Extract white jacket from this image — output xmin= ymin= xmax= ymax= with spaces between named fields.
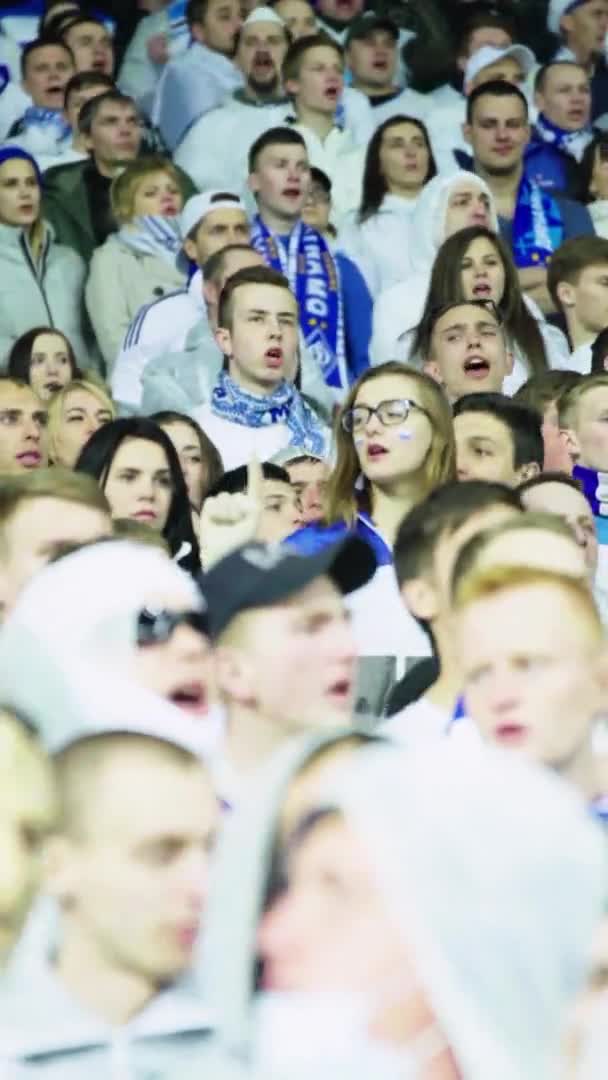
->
xmin=337 ymin=193 xmax=419 ymax=298
xmin=111 ymin=270 xmax=206 ymax=412
xmin=85 ymin=234 xmax=186 ymax=372
xmin=153 ymin=40 xmax=244 ymax=151
xmin=290 ymin=122 xmax=365 ymax=225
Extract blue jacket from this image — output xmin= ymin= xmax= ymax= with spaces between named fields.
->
xmin=335 ymin=252 xmax=373 ymax=381
xmin=285 ymin=511 xmax=392 ymax=567
xmin=524 ymin=134 xmax=582 ymax=198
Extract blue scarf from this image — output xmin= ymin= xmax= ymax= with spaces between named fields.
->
xmin=20 ymin=106 xmax=70 ymax=140
xmin=535 ymin=112 xmax=593 ymax=163
xmin=250 ymin=215 xmax=347 ymax=390
xmin=512 ymin=176 xmax=565 ymax=268
xmin=118 ymin=215 xmax=182 ymax=269
xmin=211 ymin=370 xmax=326 ymax=456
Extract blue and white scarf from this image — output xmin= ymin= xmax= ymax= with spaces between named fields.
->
xmin=118 ymin=215 xmax=182 ymax=269
xmin=20 ymin=106 xmax=70 ymax=140
xmin=167 ymin=0 xmax=190 ymax=57
xmin=211 ymin=370 xmax=326 ymax=456
xmin=251 ymin=215 xmax=347 ymax=390
xmin=512 ymin=176 xmax=565 ymax=268
xmin=535 ymin=112 xmax=594 ymax=163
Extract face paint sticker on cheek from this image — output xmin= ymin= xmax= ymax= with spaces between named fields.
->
xmin=398 ymin=431 xmax=413 ymax=441
xmin=354 ymin=437 xmax=365 ymax=446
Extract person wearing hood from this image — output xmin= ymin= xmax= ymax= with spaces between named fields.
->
xmin=337 ymin=115 xmax=437 ymax=299
xmin=84 ymin=155 xmax=186 ymax=372
xmin=0 ymin=728 xmax=218 ymax=1078
xmin=370 ymin=170 xmax=498 ymax=366
xmin=111 ymin=190 xmax=251 ymax=413
xmin=0 ymin=144 xmax=90 ymax=366
xmin=201 ymin=536 xmax=375 ymax=806
xmin=0 ymin=538 xmax=221 ymax=756
xmin=172 ymin=740 xmax=607 ymax=1080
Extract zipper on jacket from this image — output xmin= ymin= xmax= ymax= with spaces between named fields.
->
xmin=20 ymin=231 xmax=55 ymax=327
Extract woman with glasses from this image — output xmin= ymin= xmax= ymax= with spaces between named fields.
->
xmin=74 ymin=416 xmax=200 ymax=573
xmin=407 ymin=226 xmax=571 ymax=394
xmin=287 ymin=362 xmax=455 ymax=674
xmin=337 ymin=115 xmax=437 ymax=299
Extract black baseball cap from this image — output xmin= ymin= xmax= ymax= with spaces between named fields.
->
xmin=345 ymin=12 xmax=399 ymax=46
xmin=201 ymin=536 xmax=376 ymax=639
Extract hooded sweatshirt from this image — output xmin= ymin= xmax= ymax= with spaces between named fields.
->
xmin=166 ymin=739 xmax=607 ymax=1080
xmin=370 ymin=171 xmax=499 ymax=365
xmin=0 ymin=540 xmax=223 ymax=757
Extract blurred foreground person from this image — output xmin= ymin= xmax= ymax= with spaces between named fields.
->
xmin=0 ymin=709 xmax=56 ymax=971
xmin=0 ymin=541 xmax=219 ymax=754
xmin=0 ymin=730 xmax=218 ymax=1075
xmin=175 ymin=741 xmax=607 ymax=1080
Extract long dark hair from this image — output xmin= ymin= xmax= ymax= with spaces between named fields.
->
xmin=409 ymin=226 xmax=548 ymax=377
xmin=579 ymin=133 xmax=608 ymax=204
xmin=358 ymin=115 xmax=437 ymax=224
xmin=151 ymin=410 xmax=224 ymax=507
xmin=74 ymin=418 xmax=200 ymax=573
xmin=7 ymin=326 xmax=81 ymax=385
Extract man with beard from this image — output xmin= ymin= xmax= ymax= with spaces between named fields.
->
xmin=175 ymin=7 xmax=291 ymax=192
xmin=154 ymin=0 xmax=243 ymax=151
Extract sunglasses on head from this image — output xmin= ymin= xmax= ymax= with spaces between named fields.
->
xmin=136 ymin=607 xmax=209 ymax=646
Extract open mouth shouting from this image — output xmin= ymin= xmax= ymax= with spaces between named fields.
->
xmin=472 ymin=281 xmax=492 ymax=298
xmin=323 ymin=84 xmax=340 ymax=105
xmin=463 ymin=355 xmax=491 ymax=379
xmin=265 ymin=347 xmax=284 ymax=369
xmin=365 ymin=442 xmax=389 ymax=460
xmin=167 ymin=681 xmax=208 ymax=716
xmin=325 ymin=675 xmax=353 ymax=708
xmin=252 ymin=51 xmax=275 ymax=76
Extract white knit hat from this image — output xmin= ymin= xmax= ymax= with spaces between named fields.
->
xmin=242 ymin=5 xmax=286 ymax=28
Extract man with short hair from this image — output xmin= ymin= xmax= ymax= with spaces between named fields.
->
xmin=59 ymin=14 xmax=115 ymax=76
xmin=175 ymin=7 xmax=291 ymax=192
xmin=529 ymin=61 xmax=593 ymax=194
xmin=519 ymin=470 xmax=600 ymax=580
xmin=454 ymin=564 xmax=608 ymax=810
xmin=4 ymin=70 xmax=113 ymax=171
xmin=453 ymin=392 xmax=544 ymax=485
xmin=344 ymin=12 xmax=428 ymax=129
xmin=383 ymin=480 xmax=522 ymax=740
xmin=0 ymin=377 xmax=47 ymax=476
xmin=278 ymin=450 xmax=329 ymax=524
xmin=463 ymin=80 xmax=594 ymax=311
xmin=514 ymin=368 xmax=583 ymax=470
xmin=42 ymin=89 xmax=142 ymax=262
xmin=113 ymin=190 xmax=251 ymax=412
xmin=153 ymin=0 xmax=243 ymax=151
xmin=548 ymin=0 xmax=608 ymax=120
xmin=0 ymin=709 xmax=56 ymax=971
xmin=205 ymin=536 xmax=373 ymax=804
xmin=192 ymin=265 xmax=328 ymax=468
xmin=248 ymin=125 xmax=372 ymax=389
xmin=0 ymin=468 xmax=112 ymax=618
xmin=3 ymin=37 xmax=75 ymax=147
xmin=559 ymin=373 xmax=608 ymax=545
xmin=281 ymin=33 xmax=365 ymax=218
xmin=421 ymin=301 xmax=514 ymax=402
xmin=547 ymin=235 xmax=608 ymax=372
xmin=0 ymin=731 xmax=218 ymax=1072
xmin=428 ymin=41 xmax=535 ymax=175
xmin=140 ymin=243 xmax=264 ymax=414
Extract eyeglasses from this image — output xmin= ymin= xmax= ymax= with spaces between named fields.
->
xmin=341 ymin=398 xmax=429 ymax=434
xmin=304 ymin=185 xmax=331 ymax=205
xmin=430 ymin=298 xmax=503 ymax=326
xmin=136 ymin=607 xmax=209 ymax=646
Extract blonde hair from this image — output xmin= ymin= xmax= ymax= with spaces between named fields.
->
xmin=558 ymin=373 xmax=608 ymax=430
xmin=326 ymin=363 xmax=456 ymax=526
xmin=110 ymin=156 xmax=182 ymax=225
xmin=47 ymin=379 xmax=116 ymax=463
xmin=453 ymin=563 xmax=602 ymax=640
